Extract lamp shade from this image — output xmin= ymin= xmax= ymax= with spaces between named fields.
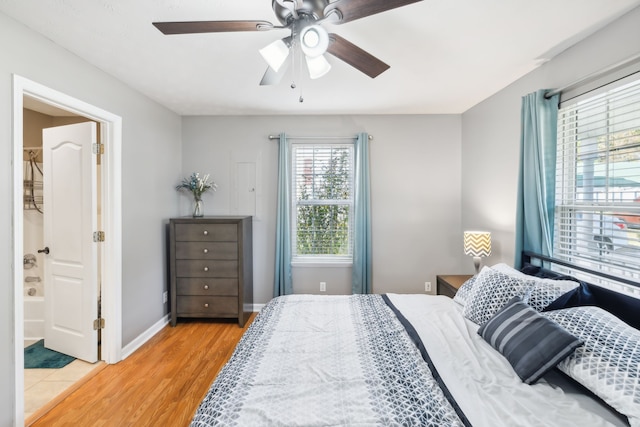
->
xmin=463 ymin=231 xmax=491 ymax=257
xmin=259 ymin=38 xmax=290 ymax=72
xmin=305 ymin=54 xmax=331 ymax=79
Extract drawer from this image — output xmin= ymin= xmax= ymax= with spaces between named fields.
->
xmin=177 ymin=296 xmax=238 ymax=316
xmin=175 ymin=241 xmax=237 ymax=260
xmin=175 ymin=260 xmax=238 ymax=278
xmin=176 ymin=278 xmax=238 ymax=296
xmin=175 ymin=223 xmax=238 ymax=242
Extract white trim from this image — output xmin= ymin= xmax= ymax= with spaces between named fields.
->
xmin=291 ymin=260 xmax=353 ymax=268
xmin=252 ymin=304 xmax=266 ymax=312
xmin=12 ymin=83 xmax=25 ymax=427
xmin=12 ymin=75 xmax=123 ymax=426
xmin=121 ymin=315 xmax=170 ymax=360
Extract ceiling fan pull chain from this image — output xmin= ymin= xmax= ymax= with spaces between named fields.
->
xmin=293 ymin=36 xmax=304 ymax=103
xmin=290 ymin=29 xmax=298 ymax=91
xmin=298 ymin=45 xmax=304 ymax=102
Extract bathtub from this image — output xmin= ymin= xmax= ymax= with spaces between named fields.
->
xmin=24 ymin=289 xmax=44 ymax=341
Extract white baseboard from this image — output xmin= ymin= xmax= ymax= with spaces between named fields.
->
xmin=121 ymin=305 xmax=266 ymax=360
xmin=120 ymin=314 xmax=170 ymax=360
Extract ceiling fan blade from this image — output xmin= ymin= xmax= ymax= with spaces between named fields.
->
xmin=152 ymin=20 xmax=274 ymax=35
xmin=260 ymin=61 xmax=291 ymax=86
xmin=326 ymin=33 xmax=390 ymax=78
xmin=324 ymin=0 xmax=423 ymax=24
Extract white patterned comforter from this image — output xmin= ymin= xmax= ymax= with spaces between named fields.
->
xmin=191 ymin=294 xmax=627 ymax=427
xmin=191 ymin=294 xmax=466 ymax=426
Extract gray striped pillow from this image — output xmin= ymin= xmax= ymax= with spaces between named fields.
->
xmin=478 ymin=296 xmax=583 ymax=385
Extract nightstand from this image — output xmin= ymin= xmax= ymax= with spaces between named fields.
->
xmin=436 ymin=275 xmax=473 ymax=298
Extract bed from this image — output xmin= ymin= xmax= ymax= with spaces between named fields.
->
xmin=191 ymin=253 xmax=640 ymax=427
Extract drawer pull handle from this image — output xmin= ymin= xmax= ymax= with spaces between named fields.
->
xmin=203 ymin=266 xmax=209 ymax=272
xmin=203 ymin=285 xmax=209 ymax=290
xmin=203 ymin=248 xmax=209 ymax=254
xmin=204 ymin=303 xmax=209 ymax=308
xmin=203 ymin=230 xmax=209 ymax=236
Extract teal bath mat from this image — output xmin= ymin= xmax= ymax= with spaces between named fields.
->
xmin=24 ymin=339 xmax=75 ymax=369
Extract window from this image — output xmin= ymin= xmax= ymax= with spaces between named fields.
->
xmin=554 ymin=76 xmax=640 ymax=294
xmin=291 ymin=143 xmax=354 ymax=262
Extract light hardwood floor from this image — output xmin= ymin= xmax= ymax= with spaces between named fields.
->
xmin=29 ymin=314 xmax=256 ymax=427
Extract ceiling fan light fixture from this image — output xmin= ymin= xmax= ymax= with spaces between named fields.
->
xmin=300 ymin=24 xmax=329 ymax=58
xmin=305 ymin=54 xmax=331 ymax=79
xmin=259 ymin=38 xmax=290 ymax=72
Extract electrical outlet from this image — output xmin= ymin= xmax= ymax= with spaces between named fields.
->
xmin=163 ymin=291 xmax=168 ymax=303
xmin=320 ymin=282 xmax=327 ymax=292
xmin=424 ymin=282 xmax=432 ymax=292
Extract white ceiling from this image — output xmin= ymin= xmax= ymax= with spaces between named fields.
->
xmin=2 ymin=0 xmax=639 ymax=116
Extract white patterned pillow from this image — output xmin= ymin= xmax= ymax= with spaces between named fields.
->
xmin=462 ymin=267 xmax=531 ymax=326
xmin=527 ymin=279 xmax=579 ymax=312
xmin=490 ymin=263 xmax=579 ymax=312
xmin=452 ymin=275 xmax=477 ymax=306
xmin=544 ymin=306 xmax=640 ymax=426
xmin=491 ymin=263 xmax=523 ymax=277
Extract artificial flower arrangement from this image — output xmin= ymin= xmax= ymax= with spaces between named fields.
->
xmin=176 ymin=172 xmax=217 ymax=216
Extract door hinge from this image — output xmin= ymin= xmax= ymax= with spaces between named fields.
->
xmin=93 ymin=317 xmax=105 ymax=330
xmin=93 ymin=231 xmax=105 ymax=242
xmin=92 ymin=143 xmax=104 ymax=155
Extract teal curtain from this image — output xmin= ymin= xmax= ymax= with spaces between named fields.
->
xmin=274 ymin=133 xmax=293 ymax=296
xmin=515 ymin=90 xmax=559 ymax=267
xmin=352 ymin=132 xmax=372 ymax=294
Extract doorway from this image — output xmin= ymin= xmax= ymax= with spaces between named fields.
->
xmin=12 ymin=76 xmax=123 ymax=426
xmin=22 ymin=112 xmax=102 ymax=421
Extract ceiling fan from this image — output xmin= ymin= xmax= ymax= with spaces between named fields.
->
xmin=153 ymin=0 xmax=424 ymax=86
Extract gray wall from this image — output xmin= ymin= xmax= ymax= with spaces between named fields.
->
xmin=461 ymin=7 xmax=640 ymax=268
xmin=0 ymin=12 xmax=181 ymax=426
xmin=181 ymin=115 xmax=464 ymax=304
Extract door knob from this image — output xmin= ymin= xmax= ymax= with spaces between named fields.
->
xmin=38 ymin=247 xmax=50 ymax=255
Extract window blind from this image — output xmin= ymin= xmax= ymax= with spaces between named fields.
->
xmin=291 ymin=143 xmax=354 ymax=260
xmin=554 ymin=76 xmax=640 ymax=294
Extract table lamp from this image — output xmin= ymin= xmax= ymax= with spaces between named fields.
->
xmin=464 ymin=231 xmax=491 ymax=274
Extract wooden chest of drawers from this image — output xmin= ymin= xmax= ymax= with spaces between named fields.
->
xmin=169 ymin=217 xmax=253 ymax=327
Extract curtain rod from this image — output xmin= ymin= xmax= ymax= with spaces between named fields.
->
xmin=268 ymin=134 xmax=373 ymax=141
xmin=545 ymin=52 xmax=640 ymax=99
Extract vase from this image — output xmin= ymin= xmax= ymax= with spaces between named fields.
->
xmin=192 ymin=199 xmax=203 ymax=217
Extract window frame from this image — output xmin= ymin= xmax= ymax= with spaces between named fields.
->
xmin=290 ymin=141 xmax=355 ymax=265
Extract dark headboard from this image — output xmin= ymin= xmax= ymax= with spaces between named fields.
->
xmin=521 ymin=251 xmax=640 ymax=330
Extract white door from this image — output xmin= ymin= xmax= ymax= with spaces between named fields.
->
xmin=43 ymin=122 xmax=98 ymax=363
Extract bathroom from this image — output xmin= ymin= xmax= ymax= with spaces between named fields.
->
xmin=23 ymin=184 xmax=45 ymax=344
xmin=22 ymin=135 xmax=45 ymax=344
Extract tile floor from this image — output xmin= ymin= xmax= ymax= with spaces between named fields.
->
xmin=24 ymin=340 xmax=101 ymax=420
